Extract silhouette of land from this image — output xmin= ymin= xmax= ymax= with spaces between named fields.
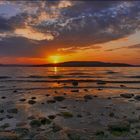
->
xmin=0 ymin=61 xmax=137 ymax=67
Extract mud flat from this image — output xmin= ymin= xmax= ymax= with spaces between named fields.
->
xmin=0 ymin=88 xmax=140 ymax=140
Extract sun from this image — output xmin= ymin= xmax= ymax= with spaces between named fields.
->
xmin=48 ymin=55 xmax=62 ymax=64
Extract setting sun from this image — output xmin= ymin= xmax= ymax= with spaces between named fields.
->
xmin=48 ymin=55 xmax=62 ymax=64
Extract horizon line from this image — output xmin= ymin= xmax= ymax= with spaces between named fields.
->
xmin=0 ymin=61 xmax=139 ymax=66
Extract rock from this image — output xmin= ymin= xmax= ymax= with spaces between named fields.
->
xmin=84 ymin=95 xmax=92 ymax=100
xmin=6 ymin=115 xmax=13 ymax=119
xmin=84 ymin=89 xmax=88 ymax=92
xmin=71 ymin=90 xmax=79 ymax=92
xmin=72 ymin=81 xmax=78 ymax=86
xmin=60 ymin=106 xmax=67 ymax=109
xmin=134 ymin=95 xmax=140 ymax=101
xmin=54 ymin=96 xmax=65 ymax=102
xmin=31 ymin=97 xmax=36 ymax=100
xmin=77 ymin=114 xmax=82 ymax=118
xmin=13 ymin=90 xmax=18 ymax=93
xmin=120 ymin=93 xmax=134 ymax=98
xmin=60 ymin=112 xmax=73 ymax=118
xmin=30 ymin=120 xmax=41 ymax=127
xmin=132 ymin=111 xmax=135 ymax=114
xmin=7 ymin=108 xmax=18 ymax=114
xmin=120 ymin=85 xmax=126 ymax=88
xmin=28 ymin=100 xmax=36 ymax=105
xmin=0 ymin=109 xmax=4 ymax=113
xmin=1 ymin=96 xmax=6 ymax=99
xmin=94 ymin=95 xmax=98 ymax=97
xmin=19 ymin=98 xmax=26 ymax=102
xmin=39 ymin=117 xmax=51 ymax=125
xmin=106 ymin=71 xmax=117 ymax=74
xmin=0 ymin=118 xmax=4 ymax=121
xmin=123 ymin=116 xmax=127 ymax=119
xmin=109 ymin=112 xmax=115 ymax=117
xmin=48 ymin=115 xmax=56 ymax=120
xmin=0 ymin=132 xmax=17 ymax=140
xmin=101 ymin=113 xmax=104 ymax=116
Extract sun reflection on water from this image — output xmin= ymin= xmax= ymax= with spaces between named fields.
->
xmin=54 ymin=67 xmax=58 ymax=74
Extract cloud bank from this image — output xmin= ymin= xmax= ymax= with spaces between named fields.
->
xmin=0 ymin=0 xmax=140 ymax=58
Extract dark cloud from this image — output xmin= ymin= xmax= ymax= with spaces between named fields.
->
xmin=0 ymin=37 xmax=42 ymax=57
xmin=0 ymin=36 xmax=58 ymax=57
xmin=36 ymin=1 xmax=140 ymax=45
xmin=61 ymin=1 xmax=121 ymax=17
xmin=0 ymin=1 xmax=140 ymax=57
xmin=37 ymin=1 xmax=140 ymax=49
xmin=0 ymin=17 xmax=13 ymax=32
xmin=0 ymin=13 xmax=28 ymax=32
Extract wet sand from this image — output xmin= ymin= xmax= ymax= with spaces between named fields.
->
xmin=0 ymin=87 xmax=140 ymax=140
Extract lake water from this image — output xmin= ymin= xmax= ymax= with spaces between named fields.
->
xmin=0 ymin=67 xmax=140 ymax=97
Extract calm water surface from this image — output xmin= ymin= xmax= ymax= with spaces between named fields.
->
xmin=0 ymin=67 xmax=140 ymax=97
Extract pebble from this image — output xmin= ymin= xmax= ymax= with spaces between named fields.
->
xmin=120 ymin=93 xmax=134 ymax=98
xmin=134 ymin=95 xmax=140 ymax=101
xmin=72 ymin=81 xmax=78 ymax=86
xmin=31 ymin=97 xmax=36 ymax=100
xmin=48 ymin=115 xmax=56 ymax=120
xmin=28 ymin=100 xmax=36 ymax=105
xmin=19 ymin=98 xmax=26 ymax=102
xmin=71 ymin=90 xmax=79 ymax=92
xmin=1 ymin=96 xmax=6 ymax=99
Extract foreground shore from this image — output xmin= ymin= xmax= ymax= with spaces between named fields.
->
xmin=0 ymin=87 xmax=140 ymax=140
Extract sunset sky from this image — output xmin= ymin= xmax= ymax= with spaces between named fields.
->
xmin=0 ymin=0 xmax=140 ymax=64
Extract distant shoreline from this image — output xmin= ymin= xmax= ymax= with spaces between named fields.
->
xmin=0 ymin=66 xmax=139 ymax=67
xmin=0 ymin=61 xmax=139 ymax=67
